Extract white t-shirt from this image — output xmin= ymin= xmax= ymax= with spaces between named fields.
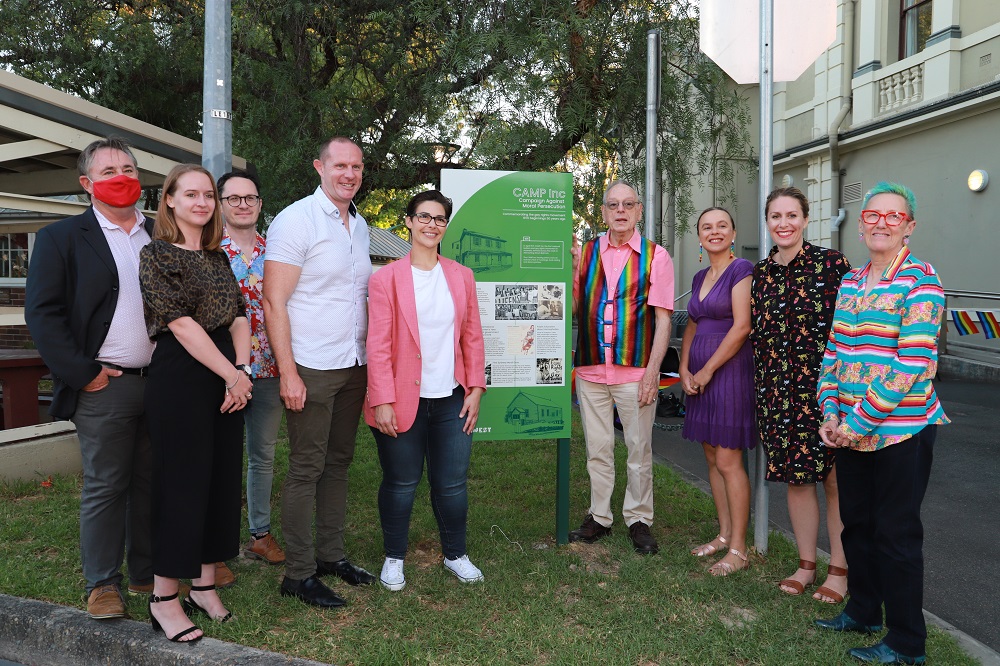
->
xmin=265 ymin=187 xmax=372 ymax=370
xmin=412 ymin=263 xmax=457 ymax=398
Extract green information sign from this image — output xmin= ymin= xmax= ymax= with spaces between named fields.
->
xmin=441 ymin=170 xmax=574 ymax=442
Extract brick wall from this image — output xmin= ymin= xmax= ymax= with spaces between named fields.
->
xmin=0 ymin=286 xmax=25 ymax=307
xmin=0 ymin=325 xmax=33 ymax=349
xmin=0 ymin=287 xmax=32 ymax=350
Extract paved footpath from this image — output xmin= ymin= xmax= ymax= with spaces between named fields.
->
xmin=650 ymin=378 xmax=1000 ymax=665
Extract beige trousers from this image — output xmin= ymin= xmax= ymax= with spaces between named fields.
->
xmin=576 ymin=378 xmax=656 ymax=528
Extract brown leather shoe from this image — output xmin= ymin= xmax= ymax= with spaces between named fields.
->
xmin=215 ymin=561 xmax=236 ymax=589
xmin=87 ymin=584 xmax=125 ymax=619
xmin=568 ymin=515 xmax=612 ymax=543
xmin=244 ymin=533 xmax=286 ymax=565
xmin=628 ymin=521 xmax=659 ymax=555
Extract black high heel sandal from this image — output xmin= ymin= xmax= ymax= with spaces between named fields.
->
xmin=183 ymin=584 xmax=233 ymax=623
xmin=148 ymin=593 xmax=202 ymax=643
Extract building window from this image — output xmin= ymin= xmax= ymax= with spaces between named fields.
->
xmin=0 ymin=233 xmax=30 ymax=281
xmin=900 ymin=0 xmax=933 ymax=59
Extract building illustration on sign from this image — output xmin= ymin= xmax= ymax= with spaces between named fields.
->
xmin=504 ymin=391 xmax=565 ymax=434
xmin=450 ymin=228 xmax=513 ymax=273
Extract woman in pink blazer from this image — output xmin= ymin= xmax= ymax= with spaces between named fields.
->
xmin=364 ymin=189 xmax=487 ymax=592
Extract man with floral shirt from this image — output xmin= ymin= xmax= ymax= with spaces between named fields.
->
xmin=218 ymin=170 xmax=286 ymax=569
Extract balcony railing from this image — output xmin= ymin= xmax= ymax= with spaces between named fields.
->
xmin=877 ymin=63 xmax=925 ymax=114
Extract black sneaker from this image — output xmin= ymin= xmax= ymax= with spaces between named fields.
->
xmin=628 ymin=522 xmax=659 ymax=555
xmin=568 ymin=515 xmax=612 ymax=543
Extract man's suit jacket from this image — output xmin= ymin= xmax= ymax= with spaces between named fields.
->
xmin=364 ymin=254 xmax=486 ymax=433
xmin=25 ymin=207 xmax=155 ymax=419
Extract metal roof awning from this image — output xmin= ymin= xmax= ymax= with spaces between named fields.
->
xmin=0 ymin=70 xmax=246 ymax=230
xmin=369 ymin=226 xmax=411 ymax=262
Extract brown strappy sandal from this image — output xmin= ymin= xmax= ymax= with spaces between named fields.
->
xmin=814 ymin=564 xmax=848 ymax=604
xmin=779 ymin=559 xmax=817 ymax=595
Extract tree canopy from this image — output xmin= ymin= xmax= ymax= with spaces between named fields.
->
xmin=1 ymin=0 xmax=752 ymax=237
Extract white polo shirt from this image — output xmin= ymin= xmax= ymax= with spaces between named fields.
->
xmin=265 ymin=187 xmax=372 ymax=370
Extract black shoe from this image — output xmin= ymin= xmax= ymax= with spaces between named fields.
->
xmin=280 ymin=575 xmax=346 ymax=608
xmin=568 ymin=515 xmax=612 ymax=543
xmin=815 ymin=611 xmax=883 ymax=634
xmin=628 ymin=522 xmax=659 ymax=555
xmin=316 ymin=558 xmax=376 ymax=586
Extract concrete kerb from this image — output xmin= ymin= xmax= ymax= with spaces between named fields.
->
xmin=649 ymin=448 xmax=1000 ymax=666
xmin=0 ymin=594 xmax=332 ymax=666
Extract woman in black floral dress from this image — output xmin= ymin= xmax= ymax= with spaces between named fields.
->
xmin=750 ymin=187 xmax=850 ymax=603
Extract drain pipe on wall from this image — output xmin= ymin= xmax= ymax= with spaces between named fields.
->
xmin=828 ymin=0 xmax=856 ymax=251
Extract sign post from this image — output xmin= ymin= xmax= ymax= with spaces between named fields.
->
xmin=699 ymin=0 xmax=836 ymax=555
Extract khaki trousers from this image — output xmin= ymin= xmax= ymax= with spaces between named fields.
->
xmin=281 ymin=363 xmax=367 ymax=580
xmin=576 ymin=378 xmax=656 ymax=528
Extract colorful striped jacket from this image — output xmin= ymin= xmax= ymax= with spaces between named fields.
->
xmin=817 ymin=247 xmax=949 ymax=451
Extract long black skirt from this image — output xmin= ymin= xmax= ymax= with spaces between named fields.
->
xmin=145 ymin=327 xmax=243 ymax=579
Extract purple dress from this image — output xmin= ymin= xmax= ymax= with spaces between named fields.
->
xmin=682 ymin=258 xmax=757 ymax=450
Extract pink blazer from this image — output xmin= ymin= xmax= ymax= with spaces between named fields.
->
xmin=364 ymin=254 xmax=487 ymax=433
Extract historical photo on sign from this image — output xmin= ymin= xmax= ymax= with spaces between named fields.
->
xmin=478 ymin=282 xmax=565 ymax=388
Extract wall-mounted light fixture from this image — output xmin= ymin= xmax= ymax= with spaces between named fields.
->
xmin=968 ymin=169 xmax=989 ymax=192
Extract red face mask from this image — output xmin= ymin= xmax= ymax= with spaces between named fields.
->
xmin=91 ymin=174 xmax=142 ymax=208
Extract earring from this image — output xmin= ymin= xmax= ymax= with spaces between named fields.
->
xmin=699 ymin=243 xmax=704 ymax=263
xmin=730 ymin=240 xmax=736 ymax=258
xmin=859 ymin=232 xmax=864 ymax=241
xmin=903 ymin=235 xmax=910 ymax=245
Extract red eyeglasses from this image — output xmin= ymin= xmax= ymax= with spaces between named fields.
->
xmin=860 ymin=210 xmax=910 ymax=226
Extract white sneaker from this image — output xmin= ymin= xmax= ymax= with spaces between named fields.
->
xmin=380 ymin=557 xmax=406 ymax=591
xmin=443 ymin=555 xmax=484 ymax=583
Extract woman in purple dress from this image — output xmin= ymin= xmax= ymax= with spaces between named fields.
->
xmin=680 ymin=207 xmax=756 ymax=576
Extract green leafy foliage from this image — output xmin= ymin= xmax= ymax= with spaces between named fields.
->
xmin=1 ymin=0 xmax=752 ymax=239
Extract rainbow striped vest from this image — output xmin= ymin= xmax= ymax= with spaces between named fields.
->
xmin=574 ymin=236 xmax=655 ymax=368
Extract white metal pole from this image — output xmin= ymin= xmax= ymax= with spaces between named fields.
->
xmin=754 ymin=0 xmax=774 ymax=556
xmin=203 ymin=0 xmax=232 ymax=178
xmin=645 ymin=29 xmax=661 ymax=242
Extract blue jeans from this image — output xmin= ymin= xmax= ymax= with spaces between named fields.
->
xmin=372 ymin=386 xmax=472 ymax=560
xmin=243 ymin=376 xmax=283 ymax=535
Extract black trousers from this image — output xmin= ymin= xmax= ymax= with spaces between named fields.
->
xmin=145 ymin=328 xmax=243 ymax=579
xmin=839 ymin=425 xmax=936 ymax=658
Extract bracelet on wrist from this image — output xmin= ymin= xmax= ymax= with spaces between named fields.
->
xmin=225 ymin=372 xmax=240 ymax=391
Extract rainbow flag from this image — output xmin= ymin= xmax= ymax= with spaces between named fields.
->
xmin=977 ymin=311 xmax=1000 ymax=340
xmin=951 ymin=310 xmax=979 ymax=336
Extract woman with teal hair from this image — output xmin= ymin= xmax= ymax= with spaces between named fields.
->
xmin=814 ymin=182 xmax=949 ymax=665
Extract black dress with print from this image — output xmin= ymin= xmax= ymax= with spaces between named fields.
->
xmin=750 ymin=241 xmax=850 ymax=484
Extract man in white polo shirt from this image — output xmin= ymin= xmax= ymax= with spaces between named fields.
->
xmin=263 ymin=136 xmax=375 ymax=608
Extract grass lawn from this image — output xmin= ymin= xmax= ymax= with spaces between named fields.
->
xmin=0 ymin=413 xmax=977 ymax=665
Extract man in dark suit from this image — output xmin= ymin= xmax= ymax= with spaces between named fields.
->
xmin=25 ymin=137 xmax=155 ymax=620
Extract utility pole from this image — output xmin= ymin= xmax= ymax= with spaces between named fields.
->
xmin=203 ymin=0 xmax=232 ymax=178
xmin=645 ymin=29 xmax=661 ymax=241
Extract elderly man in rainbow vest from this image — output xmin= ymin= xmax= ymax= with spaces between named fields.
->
xmin=571 ymin=180 xmax=675 ymax=555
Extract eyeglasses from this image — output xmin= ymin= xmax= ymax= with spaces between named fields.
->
xmin=860 ymin=210 xmax=909 ymax=226
xmin=604 ymin=200 xmax=639 ymax=211
xmin=223 ymin=194 xmax=261 ymax=207
xmin=412 ymin=212 xmax=449 ymax=227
